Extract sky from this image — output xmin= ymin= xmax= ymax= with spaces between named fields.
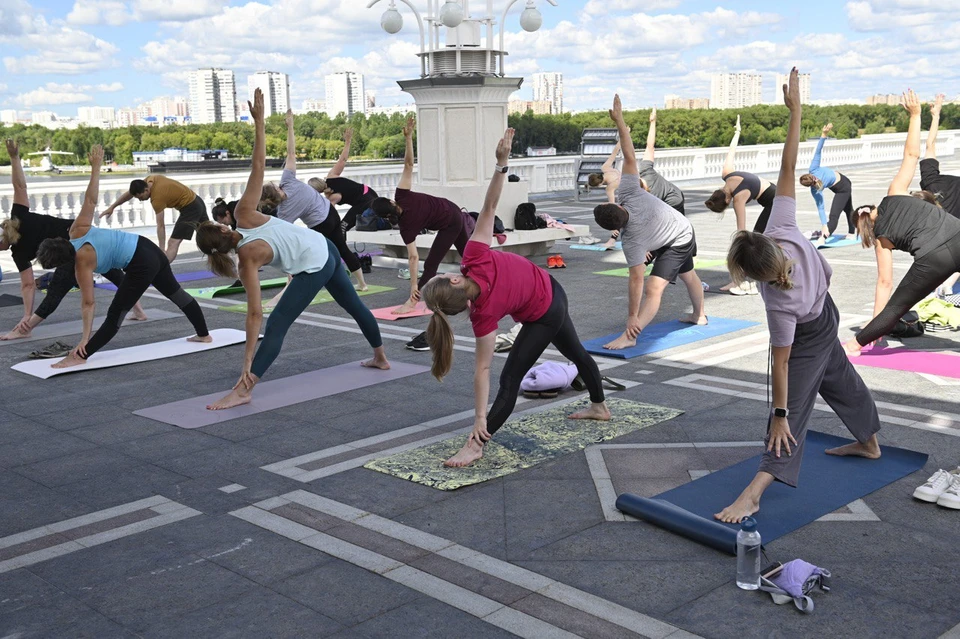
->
xmin=1 ymin=0 xmax=958 ymax=117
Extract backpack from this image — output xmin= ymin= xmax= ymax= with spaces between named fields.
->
xmin=515 ymin=202 xmax=545 ymax=231
xmin=467 ymin=211 xmax=505 ymax=235
xmin=890 ymin=310 xmax=925 ymax=339
xmin=356 ymin=208 xmax=391 ymax=232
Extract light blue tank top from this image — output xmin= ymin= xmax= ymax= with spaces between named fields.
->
xmin=69 ymin=226 xmax=139 ymax=273
xmin=237 ymin=216 xmax=329 ymax=275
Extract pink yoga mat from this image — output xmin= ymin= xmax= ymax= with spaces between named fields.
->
xmin=371 ymin=303 xmax=433 ymax=321
xmin=850 ymin=347 xmax=960 ymax=379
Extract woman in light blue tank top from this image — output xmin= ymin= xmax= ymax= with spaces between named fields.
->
xmin=194 ymin=89 xmax=389 ymax=411
xmin=34 ymin=145 xmax=210 ymax=369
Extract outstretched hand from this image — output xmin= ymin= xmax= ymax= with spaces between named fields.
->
xmin=782 ymin=67 xmax=801 ymax=111
xmin=88 ymin=144 xmax=103 ymax=168
xmin=343 ymin=127 xmax=353 ymax=144
xmin=284 ymin=108 xmax=294 ymax=128
xmin=609 ymin=94 xmax=624 ymax=123
xmin=249 ymin=88 xmax=265 ymax=122
xmin=5 ymin=138 xmax=18 ymax=158
xmin=496 ymin=128 xmax=514 ymax=165
xmin=402 ymin=116 xmax=416 ymax=138
xmin=901 ymin=89 xmax=921 ymax=116
xmin=649 ymin=107 xmax=657 ymax=123
xmin=734 ymin=114 xmax=741 ymax=133
xmin=822 ymin=123 xmax=833 ymax=136
xmin=931 ymin=93 xmax=945 ymax=117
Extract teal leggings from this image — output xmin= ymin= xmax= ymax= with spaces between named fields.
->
xmin=251 ymin=238 xmax=382 ymax=378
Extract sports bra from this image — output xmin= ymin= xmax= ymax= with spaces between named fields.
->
xmin=725 ymin=171 xmax=761 ymax=201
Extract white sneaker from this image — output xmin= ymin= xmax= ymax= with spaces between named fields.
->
xmin=728 ymin=282 xmax=750 ymax=296
xmin=746 ymin=281 xmax=759 ymax=295
xmin=937 ymin=472 xmax=960 ymax=509
xmin=914 ymin=469 xmax=954 ymax=502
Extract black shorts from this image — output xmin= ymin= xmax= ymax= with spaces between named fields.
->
xmin=649 ymin=231 xmax=697 ymax=283
xmin=672 ymin=197 xmax=685 ymax=216
xmin=171 ymin=196 xmax=209 ymax=241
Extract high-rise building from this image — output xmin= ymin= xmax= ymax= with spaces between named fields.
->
xmin=664 ymin=95 xmax=710 ymax=110
xmin=866 ymin=94 xmax=901 ymax=106
xmin=247 ymin=71 xmax=290 ymax=116
xmin=531 ymin=72 xmax=563 ymax=114
xmin=710 ymin=73 xmax=763 ymax=109
xmin=508 ymin=99 xmax=553 ymax=115
xmin=365 ymin=90 xmax=376 ymax=109
xmin=31 ymin=111 xmax=57 ymax=125
xmin=300 ymin=99 xmax=325 ymax=114
xmin=774 ymin=73 xmax=811 ymax=104
xmin=78 ymin=106 xmax=116 ymax=128
xmin=188 ymin=68 xmax=238 ymax=124
xmin=115 ymin=108 xmax=138 ymax=127
xmin=324 ymin=72 xmax=366 ymax=118
xmin=0 ymin=110 xmax=18 ymax=124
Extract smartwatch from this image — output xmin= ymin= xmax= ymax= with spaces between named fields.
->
xmin=773 ymin=407 xmax=789 ymax=418
xmin=495 ymin=164 xmax=508 ymax=174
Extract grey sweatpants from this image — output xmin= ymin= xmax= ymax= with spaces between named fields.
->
xmin=759 ymin=294 xmax=881 ymax=487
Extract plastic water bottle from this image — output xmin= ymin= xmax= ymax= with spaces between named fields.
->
xmin=736 ymin=517 xmax=761 ymax=590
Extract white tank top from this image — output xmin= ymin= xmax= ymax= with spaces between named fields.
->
xmin=237 ymin=216 xmax=329 ymax=275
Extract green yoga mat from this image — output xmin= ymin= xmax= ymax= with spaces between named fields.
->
xmin=220 ymin=285 xmax=395 ymax=314
xmin=364 ymin=398 xmax=683 ymax=490
xmin=595 ymin=258 xmax=727 ymax=278
xmin=185 ymin=278 xmax=288 ymax=300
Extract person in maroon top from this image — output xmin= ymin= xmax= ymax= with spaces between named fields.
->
xmin=371 ymin=116 xmax=475 ymax=325
xmin=421 ymin=129 xmax=611 ymax=468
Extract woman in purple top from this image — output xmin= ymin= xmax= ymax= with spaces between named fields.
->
xmin=715 ymin=69 xmax=882 ymax=524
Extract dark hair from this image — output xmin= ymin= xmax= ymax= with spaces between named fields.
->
xmin=212 ymin=197 xmax=237 ymax=226
xmin=587 ymin=173 xmax=604 ymax=188
xmin=856 ymin=205 xmax=877 ymax=248
xmin=195 ymin=221 xmax=238 ymax=278
xmin=260 ymin=183 xmax=284 ymax=209
xmin=704 ymin=189 xmax=729 ymax=213
xmin=36 ymin=237 xmax=76 ymax=269
xmin=129 ymin=179 xmax=149 ymax=196
xmin=911 ymin=190 xmax=941 ymax=207
xmin=371 ymin=197 xmax=399 ymax=225
xmin=799 ymin=173 xmax=822 ymax=190
xmin=593 ymin=203 xmax=628 ymax=231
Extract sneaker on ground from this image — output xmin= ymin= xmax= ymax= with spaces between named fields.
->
xmin=937 ymin=472 xmax=960 ymax=509
xmin=729 ymin=282 xmax=750 ymax=296
xmin=405 ymin=331 xmax=429 ymax=351
xmin=398 ymin=268 xmax=410 ymax=280
xmin=913 ymin=468 xmax=955 ymax=502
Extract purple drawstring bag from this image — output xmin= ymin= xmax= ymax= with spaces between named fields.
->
xmin=759 ymin=559 xmax=831 ymax=613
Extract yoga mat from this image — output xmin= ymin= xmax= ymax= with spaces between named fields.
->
xmin=95 ymin=270 xmax=218 ymax=291
xmin=0 ymin=309 xmax=181 ymax=347
xmin=616 ymin=494 xmax=738 ymax=555
xmin=595 ymin=258 xmax=727 ymax=278
xmin=850 ymin=347 xmax=960 ymax=379
xmin=814 ymin=234 xmax=861 ymax=249
xmin=185 ymin=278 xmax=287 ymax=300
xmin=371 ymin=302 xmax=433 ymax=321
xmin=0 ymin=294 xmax=23 ymax=308
xmin=626 ymin=431 xmax=926 ymax=550
xmin=219 ymin=285 xmax=394 ymax=314
xmin=12 ymin=328 xmax=247 ymax=379
xmin=583 ymin=317 xmax=759 ymax=359
xmin=364 ymin=398 xmax=683 ymax=490
xmin=570 ymin=242 xmax=621 ymax=251
xmin=134 ymin=360 xmax=430 ymax=429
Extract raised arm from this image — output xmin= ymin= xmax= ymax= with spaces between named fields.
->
xmin=327 ymin=128 xmax=353 ymax=178
xmin=471 ymin=129 xmax=514 ymax=246
xmin=600 ymin=140 xmax=621 ymax=173
xmin=889 ymin=90 xmax=922 ymax=196
xmin=810 ymin=124 xmax=831 ymax=171
xmin=643 ymin=108 xmax=657 ymax=162
xmin=398 ymin=116 xmax=415 ymax=190
xmin=609 ymin=95 xmax=637 ymax=176
xmin=100 ymin=189 xmax=134 ymax=218
xmin=70 ymin=145 xmax=104 ymax=236
xmin=777 ymin=68 xmax=801 ymax=200
xmin=234 ymin=89 xmax=271 ymax=228
xmin=722 ymin=115 xmax=741 ymax=176
xmin=926 ymin=93 xmax=944 ymax=160
xmin=284 ymin=109 xmax=296 ymax=172
xmin=5 ymin=139 xmax=28 ymax=206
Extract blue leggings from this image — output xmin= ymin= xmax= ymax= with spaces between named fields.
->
xmin=251 ymin=238 xmax=382 ymax=378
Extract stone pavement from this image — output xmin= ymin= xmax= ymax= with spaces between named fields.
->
xmin=1 ymin=157 xmax=960 ymax=638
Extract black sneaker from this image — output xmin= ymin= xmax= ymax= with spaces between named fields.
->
xmin=231 ymin=279 xmax=244 ymax=289
xmin=405 ymin=331 xmax=429 ymax=351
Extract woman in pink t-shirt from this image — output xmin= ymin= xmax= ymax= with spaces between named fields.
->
xmin=421 ymin=129 xmax=611 ymax=468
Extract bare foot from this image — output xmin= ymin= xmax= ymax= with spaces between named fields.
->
xmin=603 ymin=332 xmax=636 ymax=350
xmin=569 ymin=402 xmax=612 ymax=421
xmin=443 ymin=437 xmax=484 ymax=468
xmin=714 ymin=493 xmax=760 ymax=523
xmin=355 ymin=284 xmax=369 ymax=292
xmin=188 ymin=335 xmax=213 ymax=343
xmin=392 ymin=299 xmax=418 ymax=315
xmin=679 ymin=313 xmax=708 ymax=325
xmin=719 ymin=282 xmax=735 ymax=292
xmin=845 ymin=233 xmax=857 ymax=240
xmin=361 ymin=357 xmax=391 ymax=370
xmin=129 ymin=306 xmax=148 ymax=321
xmin=206 ymin=387 xmax=252 ymax=410
xmin=602 ymin=239 xmax=617 ymax=250
xmin=1 ymin=327 xmax=31 ymax=340
xmin=51 ymin=352 xmax=87 ymax=369
xmin=826 ymin=437 xmax=881 ymax=459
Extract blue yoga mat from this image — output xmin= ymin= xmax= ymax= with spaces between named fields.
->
xmin=620 ymin=431 xmax=927 ymax=551
xmin=815 ymin=234 xmax=861 ymax=249
xmin=94 ymin=270 xmax=219 ymax=291
xmin=570 ymin=242 xmax=621 ymax=251
xmin=582 ymin=317 xmax=759 ymax=359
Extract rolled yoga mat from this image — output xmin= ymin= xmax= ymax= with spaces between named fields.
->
xmin=0 ymin=309 xmax=181 ymax=347
xmin=185 ymin=278 xmax=288 ymax=300
xmin=618 ymin=431 xmax=927 ymax=551
xmin=95 ymin=270 xmax=218 ymax=291
xmin=615 ymin=494 xmax=738 ymax=555
xmin=849 ymin=346 xmax=960 ymax=379
xmin=582 ymin=317 xmax=759 ymax=359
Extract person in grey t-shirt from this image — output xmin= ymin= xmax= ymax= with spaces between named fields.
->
xmin=639 ymin=107 xmax=685 ymax=214
xmin=592 ymin=95 xmax=707 ymax=351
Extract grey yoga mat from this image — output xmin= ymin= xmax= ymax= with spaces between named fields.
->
xmin=0 ymin=309 xmax=181 ymax=347
xmin=134 ymin=360 xmax=431 ymax=429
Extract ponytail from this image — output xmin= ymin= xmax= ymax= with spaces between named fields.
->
xmin=856 ymin=205 xmax=877 ymax=248
xmin=727 ymin=230 xmax=793 ymax=289
xmin=195 ymin=221 xmax=238 ymax=278
xmin=307 ymin=177 xmax=327 ymax=193
xmin=0 ymin=218 xmax=22 ymax=246
xmin=771 ymin=264 xmax=794 ymax=291
xmin=426 ymin=312 xmax=455 ymax=381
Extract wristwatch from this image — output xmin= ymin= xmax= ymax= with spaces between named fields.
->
xmin=495 ymin=164 xmax=508 ymax=174
xmin=773 ymin=407 xmax=789 ymax=418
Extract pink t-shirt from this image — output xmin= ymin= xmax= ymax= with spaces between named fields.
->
xmin=461 ymin=241 xmax=553 ymax=337
xmin=758 ymin=196 xmax=833 ymax=348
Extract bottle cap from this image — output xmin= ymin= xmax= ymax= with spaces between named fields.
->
xmin=740 ymin=516 xmax=757 ymax=532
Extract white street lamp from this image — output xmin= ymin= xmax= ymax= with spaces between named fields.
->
xmin=439 ymin=1 xmax=464 ymax=28
xmin=518 ymin=0 xmax=542 ymax=32
xmin=381 ymin=1 xmax=404 ymax=33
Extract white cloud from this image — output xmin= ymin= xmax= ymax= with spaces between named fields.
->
xmin=14 ymin=81 xmax=125 ymax=107
xmin=67 ymin=0 xmax=222 ymax=25
xmin=582 ymin=0 xmax=682 ymax=15
xmin=845 ymin=0 xmax=957 ymax=31
xmin=67 ymin=0 xmax=134 ymax=26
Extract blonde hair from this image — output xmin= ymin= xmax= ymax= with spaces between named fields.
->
xmin=195 ymin=221 xmax=238 ymax=278
xmin=421 ymin=277 xmax=471 ymax=381
xmin=727 ymin=230 xmax=794 ymax=290
xmin=0 ymin=218 xmax=22 ymax=246
xmin=260 ymin=183 xmax=284 ymax=209
xmin=307 ymin=177 xmax=327 ymax=193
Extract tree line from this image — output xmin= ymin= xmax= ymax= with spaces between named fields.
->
xmin=1 ymin=103 xmax=958 ymax=166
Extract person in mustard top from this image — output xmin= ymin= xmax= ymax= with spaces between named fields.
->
xmin=101 ymin=174 xmax=209 ymax=262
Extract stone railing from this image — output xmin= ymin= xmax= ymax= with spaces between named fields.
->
xmin=1 ymin=129 xmax=953 ymax=231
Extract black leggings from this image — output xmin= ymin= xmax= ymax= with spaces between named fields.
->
xmin=857 ymin=235 xmax=960 ymax=345
xmin=84 ymin=237 xmax=209 ymax=357
xmin=36 ymin=265 xmax=127 ymax=320
xmin=827 ymin=175 xmax=855 ymax=236
xmin=487 ymin=277 xmax=605 ymax=436
xmin=313 ymin=206 xmax=361 ymax=273
xmin=417 ymin=214 xmax=469 ymax=290
xmin=752 ymin=184 xmax=777 ymax=233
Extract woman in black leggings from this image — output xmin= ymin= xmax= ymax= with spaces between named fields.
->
xmin=309 ymin=127 xmax=379 ymax=234
xmin=421 ymin=128 xmax=610 ymax=468
xmin=0 ymin=139 xmax=146 ymax=340
xmin=846 ymin=89 xmax=960 ymax=355
xmin=33 ymin=145 xmax=210 ymax=369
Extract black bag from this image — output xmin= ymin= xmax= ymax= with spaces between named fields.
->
xmin=356 ymin=209 xmax=391 ymax=232
xmin=515 ymin=202 xmax=545 ymax=230
xmin=467 ymin=211 xmax=505 ymax=234
xmin=890 ymin=310 xmax=925 ymax=338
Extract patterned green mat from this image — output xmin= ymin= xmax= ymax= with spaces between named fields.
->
xmin=364 ymin=397 xmax=683 ymax=490
xmin=595 ymin=257 xmax=727 ymax=278
xmin=186 ymin=278 xmax=288 ymax=300
xmin=219 ymin=285 xmax=395 ymax=314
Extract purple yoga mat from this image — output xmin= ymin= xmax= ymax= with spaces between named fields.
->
xmin=133 ymin=360 xmax=430 ymax=428
xmin=850 ymin=347 xmax=960 ymax=379
xmin=95 ymin=271 xmax=218 ymax=291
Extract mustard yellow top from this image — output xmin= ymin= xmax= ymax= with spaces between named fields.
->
xmin=146 ymin=175 xmax=196 ymax=213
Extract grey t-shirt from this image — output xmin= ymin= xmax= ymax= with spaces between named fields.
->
xmin=638 ymin=160 xmax=684 ymax=210
xmin=616 ymin=173 xmax=693 ymax=268
xmin=277 ymin=169 xmax=329 ymax=228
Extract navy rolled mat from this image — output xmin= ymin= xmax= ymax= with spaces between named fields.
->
xmin=618 ymin=431 xmax=927 ymax=551
xmin=615 ymin=494 xmax=739 ymax=555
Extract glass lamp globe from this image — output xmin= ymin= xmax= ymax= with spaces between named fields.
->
xmin=381 ymin=7 xmax=403 ymax=34
xmin=439 ymin=1 xmax=464 ymax=28
xmin=519 ymin=5 xmax=542 ymax=32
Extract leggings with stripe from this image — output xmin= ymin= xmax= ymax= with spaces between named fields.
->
xmin=827 ymin=175 xmax=856 ymax=236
